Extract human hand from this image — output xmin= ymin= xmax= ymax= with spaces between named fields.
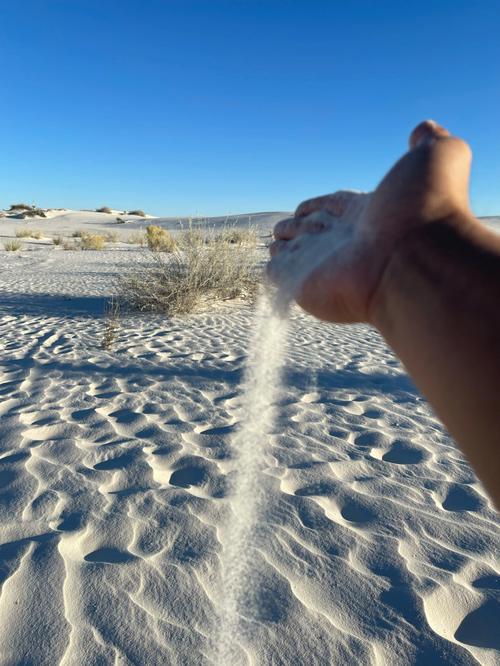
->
xmin=268 ymin=121 xmax=473 ymax=323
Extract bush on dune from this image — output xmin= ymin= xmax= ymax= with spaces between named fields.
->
xmin=128 ymin=209 xmax=146 ymax=217
xmin=9 ymin=204 xmax=47 ymax=218
xmin=120 ymin=240 xmax=260 ymax=315
xmin=96 ymin=206 xmax=112 ymax=214
xmin=21 ymin=208 xmax=47 ymax=218
xmin=9 ymin=203 xmax=32 ymax=211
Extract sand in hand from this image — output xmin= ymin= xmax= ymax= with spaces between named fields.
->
xmin=0 ymin=208 xmax=499 ymax=665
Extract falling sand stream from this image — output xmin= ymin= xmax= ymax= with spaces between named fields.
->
xmin=216 ymin=197 xmax=370 ymax=664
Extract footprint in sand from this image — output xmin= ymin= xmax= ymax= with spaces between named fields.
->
xmin=340 ymin=499 xmax=377 ymax=524
xmin=382 ymin=440 xmax=427 ymax=465
xmin=84 ymin=547 xmax=136 ymax=564
xmin=454 ymin=599 xmax=500 ymax=649
xmin=441 ymin=484 xmax=485 ymax=512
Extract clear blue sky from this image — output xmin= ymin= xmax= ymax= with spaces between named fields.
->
xmin=1 ymin=0 xmax=499 ymax=216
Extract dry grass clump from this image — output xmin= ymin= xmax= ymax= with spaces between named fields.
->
xmin=214 ymin=226 xmax=258 ymax=246
xmin=145 ymin=225 xmax=176 ymax=252
xmin=126 ymin=231 xmax=146 ymax=246
xmin=62 ymin=240 xmax=80 ymax=251
xmin=15 ymin=228 xmax=43 ymax=239
xmin=101 ymin=298 xmax=120 ymax=350
xmin=178 ymin=227 xmax=206 ymax=248
xmin=72 ymin=229 xmax=85 ymax=238
xmin=115 ymin=217 xmax=126 ymax=224
xmin=52 ymin=235 xmax=64 ymax=246
xmin=96 ymin=206 xmax=112 ymax=214
xmin=128 ymin=209 xmax=146 ymax=217
xmin=80 ymin=233 xmax=106 ymax=250
xmin=15 ymin=228 xmax=34 ymax=238
xmin=120 ymin=241 xmax=259 ymax=315
xmin=4 ymin=240 xmax=23 ymax=251
xmin=103 ymin=230 xmax=119 ymax=243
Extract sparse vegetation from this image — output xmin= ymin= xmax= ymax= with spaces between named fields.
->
xmin=72 ymin=229 xmax=85 ymax=238
xmin=214 ymin=226 xmax=258 ymax=246
xmin=126 ymin=231 xmax=146 ymax=246
xmin=62 ymin=240 xmax=80 ymax=251
xmin=4 ymin=240 xmax=23 ymax=251
xmin=145 ymin=225 xmax=176 ymax=252
xmin=21 ymin=208 xmax=47 ymax=218
xmin=96 ymin=206 xmax=112 ymax=214
xmin=178 ymin=227 xmax=206 ymax=248
xmin=115 ymin=217 xmax=126 ymax=224
xmin=15 ymin=228 xmax=33 ymax=238
xmin=52 ymin=236 xmax=64 ymax=246
xmin=101 ymin=298 xmax=120 ymax=350
xmin=15 ymin=228 xmax=43 ymax=239
xmin=120 ymin=239 xmax=259 ymax=315
xmin=80 ymin=233 xmax=106 ymax=250
xmin=103 ymin=231 xmax=119 ymax=243
xmin=128 ymin=210 xmax=146 ymax=217
xmin=9 ymin=203 xmax=32 ymax=211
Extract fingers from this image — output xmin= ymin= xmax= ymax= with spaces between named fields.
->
xmin=274 ymin=190 xmax=363 ymax=242
xmin=295 ymin=190 xmax=359 ymax=219
xmin=409 ymin=120 xmax=450 ymax=148
xmin=273 ymin=214 xmax=331 ymax=241
xmin=409 ymin=120 xmax=473 ymax=212
xmin=268 ymin=239 xmax=288 ymax=257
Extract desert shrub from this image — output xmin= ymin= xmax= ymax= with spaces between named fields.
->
xmin=80 ymin=233 xmax=106 ymax=250
xmin=115 ymin=217 xmax=126 ymax=224
xmin=21 ymin=208 xmax=47 ymax=218
xmin=145 ymin=225 xmax=176 ymax=252
xmin=62 ymin=240 xmax=80 ymax=251
xmin=15 ymin=228 xmax=33 ymax=238
xmin=9 ymin=203 xmax=32 ymax=211
xmin=214 ymin=226 xmax=258 ymax=246
xmin=96 ymin=206 xmax=112 ymax=214
xmin=4 ymin=240 xmax=22 ymax=251
xmin=72 ymin=229 xmax=85 ymax=238
xmin=178 ymin=227 xmax=206 ymax=248
xmin=15 ymin=228 xmax=43 ymax=239
xmin=128 ymin=209 xmax=146 ymax=217
xmin=101 ymin=298 xmax=120 ymax=350
xmin=103 ymin=230 xmax=119 ymax=242
xmin=126 ymin=231 xmax=146 ymax=246
xmin=120 ymin=242 xmax=259 ymax=315
xmin=52 ymin=236 xmax=64 ymax=245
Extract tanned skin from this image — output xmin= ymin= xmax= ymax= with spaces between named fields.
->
xmin=270 ymin=121 xmax=500 ymax=507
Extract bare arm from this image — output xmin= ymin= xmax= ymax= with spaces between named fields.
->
xmin=270 ymin=121 xmax=500 ymax=507
xmin=372 ymin=217 xmax=500 ymax=503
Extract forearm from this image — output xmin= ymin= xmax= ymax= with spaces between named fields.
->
xmin=372 ymin=217 xmax=500 ymax=505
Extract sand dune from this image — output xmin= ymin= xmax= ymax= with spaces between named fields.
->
xmin=0 ymin=210 xmax=499 ymax=664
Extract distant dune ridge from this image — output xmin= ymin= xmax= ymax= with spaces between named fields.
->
xmin=0 ymin=205 xmax=499 ymax=664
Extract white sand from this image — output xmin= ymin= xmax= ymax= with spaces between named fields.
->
xmin=0 ymin=209 xmax=499 ymax=665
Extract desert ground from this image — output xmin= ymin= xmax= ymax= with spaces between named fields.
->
xmin=0 ymin=208 xmax=499 ymax=665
